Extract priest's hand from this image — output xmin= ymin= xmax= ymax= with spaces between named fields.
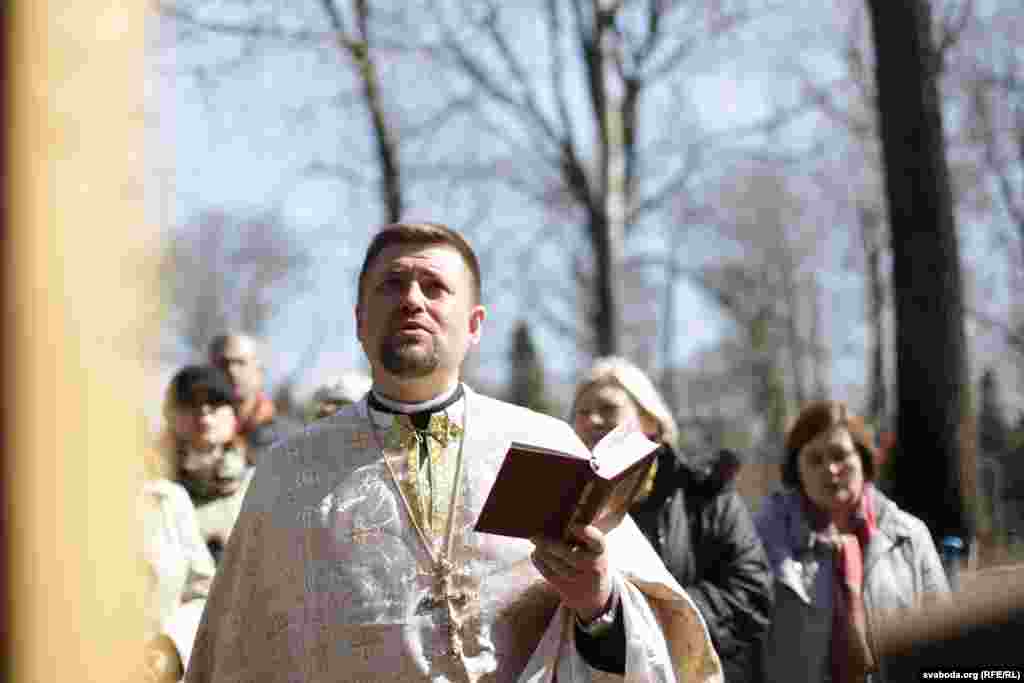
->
xmin=144 ymin=634 xmax=184 ymax=683
xmin=531 ymin=524 xmax=613 ymax=622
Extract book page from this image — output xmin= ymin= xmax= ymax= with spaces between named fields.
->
xmin=591 ymin=459 xmax=652 ymax=533
xmin=590 ymin=425 xmax=660 ymax=479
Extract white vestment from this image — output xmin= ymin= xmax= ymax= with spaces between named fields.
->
xmin=185 ymin=387 xmax=721 ymax=683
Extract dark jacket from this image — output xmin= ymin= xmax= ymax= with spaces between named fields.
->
xmin=630 ymin=447 xmax=774 ymax=683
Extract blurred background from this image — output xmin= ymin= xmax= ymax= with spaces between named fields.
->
xmin=5 ymin=0 xmax=1024 ymax=679
xmin=147 ymin=0 xmax=1023 ymax=550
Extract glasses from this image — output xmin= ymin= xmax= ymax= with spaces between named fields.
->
xmin=213 ymin=355 xmax=253 ymax=370
xmin=802 ymin=444 xmax=859 ymax=469
xmin=575 ymin=403 xmax=632 ymax=422
xmin=178 ymin=401 xmax=232 ymax=417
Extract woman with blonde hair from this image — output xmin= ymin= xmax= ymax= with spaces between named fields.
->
xmin=571 ymin=356 xmax=679 ymax=451
xmin=571 ymin=357 xmax=773 ymax=683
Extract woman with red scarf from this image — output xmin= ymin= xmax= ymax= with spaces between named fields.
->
xmin=756 ymin=400 xmax=949 ymax=682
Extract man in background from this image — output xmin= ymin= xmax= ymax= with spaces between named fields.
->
xmin=310 ymin=371 xmax=372 ymax=420
xmin=208 ymin=333 xmax=282 ymax=459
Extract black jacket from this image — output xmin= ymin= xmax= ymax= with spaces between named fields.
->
xmin=631 ymin=447 xmax=774 ymax=683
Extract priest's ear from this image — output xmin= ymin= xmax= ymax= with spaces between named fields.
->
xmin=467 ymin=305 xmax=486 ymax=347
xmin=355 ymin=302 xmax=367 ymax=346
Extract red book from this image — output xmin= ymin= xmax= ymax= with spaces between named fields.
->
xmin=473 ymin=425 xmax=661 ymax=540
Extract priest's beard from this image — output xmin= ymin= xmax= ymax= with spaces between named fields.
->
xmin=379 ymin=336 xmax=441 ymax=378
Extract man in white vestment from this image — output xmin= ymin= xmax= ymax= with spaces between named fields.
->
xmin=186 ymin=222 xmax=722 ymax=683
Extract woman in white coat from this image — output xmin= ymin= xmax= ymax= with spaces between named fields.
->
xmin=756 ymin=400 xmax=949 ymax=683
xmin=141 ymin=453 xmax=215 ymax=681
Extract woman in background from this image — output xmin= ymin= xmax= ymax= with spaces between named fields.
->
xmin=140 ymin=445 xmax=215 ymax=682
xmin=161 ymin=364 xmax=253 ymax=563
xmin=756 ymin=399 xmax=949 ymax=682
xmin=571 ymin=357 xmax=773 ymax=683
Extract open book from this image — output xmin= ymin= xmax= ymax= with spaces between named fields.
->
xmin=473 ymin=425 xmax=662 ymax=540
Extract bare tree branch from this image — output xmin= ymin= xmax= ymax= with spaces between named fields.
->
xmin=973 ymin=76 xmax=1024 ymax=234
xmin=795 ymin=68 xmax=874 ymax=139
xmin=630 ymin=142 xmax=705 ymax=220
xmin=430 ymin=7 xmax=562 ymax=148
xmin=157 ymin=1 xmax=336 ymax=45
xmin=934 ymin=0 xmax=976 ymax=70
xmin=545 ymin=0 xmax=575 ymax=143
xmin=968 ymin=309 xmax=1024 ymax=356
xmin=161 ymin=210 xmax=311 ymax=357
xmin=303 ymin=160 xmax=370 ymax=186
xmin=481 ymin=2 xmax=563 ymax=143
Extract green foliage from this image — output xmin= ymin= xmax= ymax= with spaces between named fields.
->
xmin=750 ymin=311 xmax=788 ymax=446
xmin=272 ymin=380 xmax=301 ymax=422
xmin=719 ymin=428 xmax=754 ymax=454
xmin=1009 ymin=414 xmax=1024 ymax=452
xmin=1008 ymin=534 xmax=1024 ymax=564
xmin=978 ymin=368 xmax=1010 ymax=455
xmin=506 ymin=321 xmax=555 ymax=416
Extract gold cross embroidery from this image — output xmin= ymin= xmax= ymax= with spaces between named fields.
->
xmin=369 ymin=399 xmax=473 ymax=661
xmin=350 ymin=430 xmax=371 ymax=450
xmin=388 ymin=414 xmax=462 ymax=458
xmin=415 ymin=558 xmax=476 ymax=658
xmin=386 ymin=415 xmax=464 ymax=537
xmin=349 ymin=526 xmax=379 ymax=544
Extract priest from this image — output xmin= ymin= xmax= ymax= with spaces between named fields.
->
xmin=185 ymin=222 xmax=722 ymax=683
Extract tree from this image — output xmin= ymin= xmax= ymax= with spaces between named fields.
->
xmin=794 ymin=0 xmax=978 ymax=428
xmin=427 ymin=1 xmax=755 ymax=357
xmin=159 ymin=209 xmax=311 ymax=358
xmin=959 ymin=3 xmax=1024 ymax=284
xmin=697 ymin=264 xmax=790 ymax=460
xmin=157 ymin=0 xmax=425 ymax=224
xmin=955 ymin=3 xmax=1024 ymax=376
xmin=312 ymin=0 xmax=403 ymax=221
xmin=506 ymin=320 xmax=555 ymax=416
xmin=866 ymin=0 xmax=970 ymax=540
xmin=860 ymin=204 xmax=890 ymax=426
xmin=978 ymin=368 xmax=1010 ymax=456
xmin=694 ymin=163 xmax=832 ymax=454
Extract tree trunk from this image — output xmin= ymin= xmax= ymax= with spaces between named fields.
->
xmin=352 ymin=0 xmax=401 ymax=223
xmin=866 ymin=0 xmax=970 ymax=540
xmin=810 ymin=275 xmax=829 ymax=399
xmin=661 ymin=228 xmax=684 ymax=417
xmin=590 ymin=212 xmax=622 ymax=356
xmin=782 ymin=262 xmax=807 ymax=407
xmin=581 ymin=1 xmax=627 ymax=357
xmin=319 ymin=0 xmax=403 ymax=223
xmin=751 ymin=308 xmax=787 ymax=456
xmin=861 ymin=204 xmax=888 ymax=426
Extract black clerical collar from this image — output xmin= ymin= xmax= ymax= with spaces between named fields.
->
xmin=367 ymin=384 xmax=464 ymax=429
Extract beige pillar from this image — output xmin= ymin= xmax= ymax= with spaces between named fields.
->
xmin=6 ymin=1 xmax=154 ymax=680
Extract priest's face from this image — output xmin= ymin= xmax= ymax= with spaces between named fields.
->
xmin=357 ymin=243 xmax=485 ymax=396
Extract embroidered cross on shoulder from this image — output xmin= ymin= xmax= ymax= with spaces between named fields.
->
xmin=350 ymin=430 xmax=371 ymax=450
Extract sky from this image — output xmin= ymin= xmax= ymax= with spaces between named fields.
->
xmin=147 ymin=2 xmax=1022 ymax=418
xmin=147 ymin=7 xmax=788 ymax=403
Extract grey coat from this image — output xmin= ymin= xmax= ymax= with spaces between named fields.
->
xmin=755 ymin=487 xmax=949 ymax=683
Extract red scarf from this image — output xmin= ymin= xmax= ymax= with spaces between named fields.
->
xmin=804 ymin=486 xmax=877 ymax=683
xmin=238 ymin=392 xmax=275 ymax=435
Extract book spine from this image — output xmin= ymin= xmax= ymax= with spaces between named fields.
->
xmin=564 ymin=480 xmax=595 ymax=540
xmin=563 ymin=479 xmax=610 ymax=540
